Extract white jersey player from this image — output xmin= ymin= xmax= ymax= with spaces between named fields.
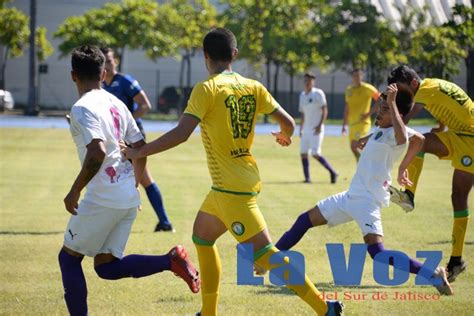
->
xmin=58 ymin=46 xmax=199 ymax=316
xmin=276 ymin=84 xmax=454 ymax=296
xmin=299 ymin=72 xmax=337 ymax=184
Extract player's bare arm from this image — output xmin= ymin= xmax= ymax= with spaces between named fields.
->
xmin=342 ymin=102 xmax=349 ymax=135
xmin=64 ymin=139 xmax=106 ymax=215
xmin=270 ymin=106 xmax=295 ymax=147
xmin=122 ymin=113 xmax=200 ymax=159
xmin=403 ymin=102 xmax=424 ymax=124
xmin=132 ymin=90 xmax=152 ymax=119
xmin=129 ymin=139 xmax=147 ymax=187
xmin=397 ymin=132 xmax=425 ymax=186
xmin=299 ymin=112 xmax=304 ymax=137
xmin=387 ymin=84 xmax=407 ymax=145
xmin=315 ymin=105 xmax=327 ymax=135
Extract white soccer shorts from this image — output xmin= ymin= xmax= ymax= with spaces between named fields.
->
xmin=317 ymin=191 xmax=384 ymax=236
xmin=63 ymin=200 xmax=137 ymax=258
xmin=300 ymin=130 xmax=324 ymax=155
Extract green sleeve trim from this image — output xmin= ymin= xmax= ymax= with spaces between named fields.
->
xmin=254 ymin=243 xmax=274 ymax=261
xmin=455 ymin=133 xmax=474 ymax=138
xmin=454 ymin=209 xmax=470 ymax=218
xmin=192 ymin=235 xmax=215 ymax=246
xmin=416 ymin=151 xmax=425 ymax=158
xmin=211 ymin=186 xmax=259 ymax=196
xmin=183 ymin=112 xmax=202 ymax=122
xmin=267 ymin=106 xmax=280 ymax=115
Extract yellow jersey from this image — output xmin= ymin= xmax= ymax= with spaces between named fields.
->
xmin=345 ymin=82 xmax=379 ymax=125
xmin=184 ymin=72 xmax=279 ymax=194
xmin=415 ymin=78 xmax=473 ymax=134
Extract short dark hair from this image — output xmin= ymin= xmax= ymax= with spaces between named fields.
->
xmin=203 ymin=28 xmax=237 ymax=62
xmin=351 ymin=68 xmax=363 ymax=74
xmin=387 ymin=65 xmax=421 ymax=85
xmin=71 ymin=45 xmax=105 ymax=81
xmin=380 ymin=84 xmax=413 ymax=116
xmin=304 ymin=72 xmax=316 ymax=79
xmin=100 ymin=47 xmax=113 ymax=56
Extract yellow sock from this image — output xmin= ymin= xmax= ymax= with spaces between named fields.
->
xmin=193 ymin=236 xmax=221 ymax=316
xmin=254 ymin=245 xmax=328 ymax=316
xmin=452 ymin=210 xmax=470 ymax=257
xmin=406 ymin=152 xmax=424 ymax=194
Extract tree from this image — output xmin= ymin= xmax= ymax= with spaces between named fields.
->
xmin=0 ymin=5 xmax=29 ymax=90
xmin=54 ymin=0 xmax=170 ymax=71
xmin=444 ymin=5 xmax=474 ymax=96
xmin=154 ymin=0 xmax=218 ymax=112
xmin=316 ymin=0 xmax=405 ymax=85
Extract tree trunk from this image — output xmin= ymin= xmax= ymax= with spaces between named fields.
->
xmin=0 ymin=46 xmax=8 ymax=90
xmin=466 ymin=50 xmax=474 ymax=98
xmin=264 ymin=60 xmax=272 ymax=123
xmin=186 ymin=53 xmax=191 ymax=90
xmin=26 ymin=0 xmax=37 ymax=116
xmin=117 ymin=47 xmax=124 ymax=72
xmin=289 ymin=68 xmax=294 ymax=110
xmin=273 ymin=61 xmax=280 ymax=100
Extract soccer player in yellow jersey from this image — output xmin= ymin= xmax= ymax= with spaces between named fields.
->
xmin=122 ymin=28 xmax=343 ymax=316
xmin=342 ymin=68 xmax=380 ymax=160
xmin=387 ymin=65 xmax=473 ymax=283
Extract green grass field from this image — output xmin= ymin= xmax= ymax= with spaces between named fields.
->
xmin=0 ymin=128 xmax=472 ymax=315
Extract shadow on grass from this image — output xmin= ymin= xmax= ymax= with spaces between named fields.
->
xmin=428 ymin=240 xmax=474 ymax=245
xmin=265 ymin=180 xmax=330 ymax=185
xmin=246 ymin=282 xmax=410 ymax=296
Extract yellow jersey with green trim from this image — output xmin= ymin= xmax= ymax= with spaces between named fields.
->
xmin=415 ymin=78 xmax=473 ymax=134
xmin=184 ymin=72 xmax=280 ymax=194
xmin=345 ymin=82 xmax=379 ymax=125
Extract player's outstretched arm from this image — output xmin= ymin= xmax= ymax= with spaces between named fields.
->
xmin=122 ymin=113 xmax=200 ymax=159
xmin=270 ymin=106 xmax=295 ymax=146
xmin=129 ymin=139 xmax=147 ymax=187
xmin=64 ymin=139 xmax=106 ymax=215
xmin=397 ymin=131 xmax=425 ymax=186
xmin=132 ymin=90 xmax=152 ymax=119
xmin=387 ymin=84 xmax=407 ymax=146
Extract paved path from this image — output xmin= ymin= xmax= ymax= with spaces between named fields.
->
xmin=0 ymin=114 xmax=431 ymax=135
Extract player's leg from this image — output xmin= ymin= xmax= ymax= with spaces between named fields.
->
xmin=193 ymin=210 xmax=228 ymax=316
xmin=301 ymin=134 xmax=311 ymax=183
xmin=58 ymin=246 xmax=88 ymax=316
xmin=447 ymin=168 xmax=472 ymax=282
xmin=350 ymin=139 xmax=360 ymax=161
xmin=140 ymin=167 xmax=173 ymax=232
xmin=245 ymin=230 xmax=342 ymax=315
xmin=311 ymin=131 xmax=338 ymax=183
xmin=391 ymin=132 xmax=449 ymax=212
xmin=275 ymin=206 xmax=327 ymax=251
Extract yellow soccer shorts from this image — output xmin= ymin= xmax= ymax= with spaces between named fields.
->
xmin=349 ymin=121 xmax=371 ymax=142
xmin=199 ymin=190 xmax=267 ymax=242
xmin=435 ymin=131 xmax=474 ymax=174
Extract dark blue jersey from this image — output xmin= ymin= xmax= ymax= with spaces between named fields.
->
xmin=102 ymin=73 xmax=142 ymax=115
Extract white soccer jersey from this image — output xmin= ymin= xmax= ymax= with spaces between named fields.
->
xmin=69 ymin=89 xmax=144 ymax=209
xmin=299 ymin=87 xmax=327 ymax=131
xmin=348 ymin=126 xmax=416 ymax=206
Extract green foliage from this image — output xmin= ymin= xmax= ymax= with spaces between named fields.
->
xmin=445 ymin=5 xmax=474 ymax=52
xmin=35 ymin=27 xmax=53 ymax=62
xmin=317 ymin=0 xmax=405 ymax=84
xmin=0 ymin=7 xmax=29 ymax=58
xmin=410 ymin=26 xmax=466 ymax=79
xmin=54 ymin=0 xmax=164 ymax=60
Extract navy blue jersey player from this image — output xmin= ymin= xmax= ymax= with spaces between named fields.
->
xmin=101 ymin=47 xmax=174 ymax=232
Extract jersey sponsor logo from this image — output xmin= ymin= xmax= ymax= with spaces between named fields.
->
xmin=231 ymin=222 xmax=245 ymax=236
xmin=230 ymin=147 xmax=251 ymax=158
xmin=461 ymin=155 xmax=472 ymax=167
xmin=225 ymin=94 xmax=256 ymax=139
xmin=375 ymin=131 xmax=383 ymax=140
xmin=111 ymin=81 xmax=120 ymax=87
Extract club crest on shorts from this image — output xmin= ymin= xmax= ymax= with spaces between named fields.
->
xmin=375 ymin=131 xmax=383 ymax=140
xmin=231 ymin=222 xmax=245 ymax=236
xmin=461 ymin=155 xmax=472 ymax=167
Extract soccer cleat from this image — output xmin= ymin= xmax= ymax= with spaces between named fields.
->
xmin=325 ymin=300 xmax=344 ymax=316
xmin=330 ymin=172 xmax=338 ymax=184
xmin=432 ymin=267 xmax=454 ymax=295
xmin=155 ymin=222 xmax=176 ymax=233
xmin=447 ymin=258 xmax=467 ymax=283
xmin=303 ymin=178 xmax=312 ymax=183
xmin=388 ymin=186 xmax=414 ymax=212
xmin=168 ymin=245 xmax=200 ymax=293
